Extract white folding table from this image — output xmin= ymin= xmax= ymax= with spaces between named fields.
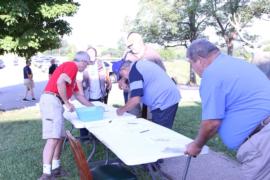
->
xmin=85 ymin=118 xmax=208 ymax=180
xmin=64 ymin=101 xmax=208 ymax=180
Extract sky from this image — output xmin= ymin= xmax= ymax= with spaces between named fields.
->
xmin=65 ymin=0 xmax=139 ymax=50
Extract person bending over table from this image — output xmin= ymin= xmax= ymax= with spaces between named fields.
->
xmin=116 ymin=60 xmax=180 ymax=129
xmin=184 ymin=39 xmax=270 ymax=180
xmin=38 ymin=51 xmax=93 ymax=180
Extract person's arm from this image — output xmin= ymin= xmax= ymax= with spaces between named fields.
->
xmin=57 ymin=73 xmax=75 ymax=111
xmin=76 ymin=71 xmax=85 ymax=96
xmin=73 ymin=91 xmax=93 ymax=106
xmin=185 ymin=119 xmax=221 ymax=156
xmin=117 ymin=96 xmax=141 ymax=115
xmin=76 ymin=80 xmax=84 ymax=96
xmin=27 ymin=68 xmax=33 ymax=80
xmin=105 ymin=77 xmax=112 ymax=91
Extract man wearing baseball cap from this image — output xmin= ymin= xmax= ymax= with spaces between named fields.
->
xmin=38 ymin=51 xmax=93 ymax=180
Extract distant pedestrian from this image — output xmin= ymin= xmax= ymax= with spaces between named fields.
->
xmin=23 ymin=60 xmax=36 ymax=101
xmin=48 ymin=58 xmax=58 ymax=79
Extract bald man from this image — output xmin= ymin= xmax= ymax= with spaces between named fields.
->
xmin=126 ymin=32 xmax=166 ymax=71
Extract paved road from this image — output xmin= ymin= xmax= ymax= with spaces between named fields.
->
xmin=0 ymin=61 xmax=243 ymax=180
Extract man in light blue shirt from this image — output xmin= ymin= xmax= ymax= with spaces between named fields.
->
xmin=184 ymin=39 xmax=270 ymax=180
xmin=116 ymin=60 xmax=180 ymax=128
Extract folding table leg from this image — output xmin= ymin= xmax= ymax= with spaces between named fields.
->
xmin=146 ymin=164 xmax=157 ymax=180
xmin=105 ymin=146 xmax=109 ymax=165
xmin=182 ymin=156 xmax=192 ymax=180
xmin=87 ymin=135 xmax=96 ymax=162
xmin=62 ymin=125 xmax=74 ymax=150
xmin=151 ymin=163 xmax=173 ymax=180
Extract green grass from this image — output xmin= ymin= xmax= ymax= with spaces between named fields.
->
xmin=0 ymin=102 xmax=236 ymax=179
xmin=164 ymin=60 xmax=201 ymax=85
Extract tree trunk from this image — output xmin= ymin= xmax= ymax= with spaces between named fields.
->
xmin=187 ymin=63 xmax=197 ymax=86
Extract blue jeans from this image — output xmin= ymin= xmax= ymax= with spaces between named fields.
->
xmin=151 ymin=103 xmax=178 ymax=129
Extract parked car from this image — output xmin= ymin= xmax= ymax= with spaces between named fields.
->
xmin=0 ymin=59 xmax=5 ymax=69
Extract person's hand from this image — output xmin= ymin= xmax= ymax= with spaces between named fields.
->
xmin=116 ymin=108 xmax=125 ymax=116
xmin=184 ymin=141 xmax=202 ymax=157
xmin=65 ymin=102 xmax=75 ymax=112
xmin=118 ymin=78 xmax=129 ymax=91
xmin=107 ymin=82 xmax=112 ymax=91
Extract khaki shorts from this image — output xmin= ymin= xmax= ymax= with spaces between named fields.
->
xmin=39 ymin=93 xmax=65 ymax=139
xmin=24 ymin=79 xmax=34 ymax=89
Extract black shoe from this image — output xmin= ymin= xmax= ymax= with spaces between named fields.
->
xmin=23 ymin=98 xmax=29 ymax=101
xmin=51 ymin=167 xmax=69 ymax=177
xmin=38 ymin=173 xmax=55 ymax=180
xmin=32 ymin=98 xmax=36 ymax=100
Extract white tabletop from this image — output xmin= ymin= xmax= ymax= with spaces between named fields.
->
xmin=63 ymin=101 xmax=136 ymax=129
xmin=85 ymin=118 xmax=208 ymax=166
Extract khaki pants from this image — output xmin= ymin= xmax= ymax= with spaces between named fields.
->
xmin=237 ymin=123 xmax=270 ymax=180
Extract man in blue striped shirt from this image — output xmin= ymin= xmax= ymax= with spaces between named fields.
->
xmin=116 ymin=60 xmax=181 ymax=128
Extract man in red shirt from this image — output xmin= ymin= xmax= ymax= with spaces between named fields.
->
xmin=38 ymin=51 xmax=93 ymax=180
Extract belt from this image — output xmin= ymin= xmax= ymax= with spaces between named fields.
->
xmin=89 ymin=97 xmax=104 ymax=102
xmin=44 ymin=91 xmax=64 ymax=104
xmin=244 ymin=116 xmax=270 ymax=143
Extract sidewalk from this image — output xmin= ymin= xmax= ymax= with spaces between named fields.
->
xmin=160 ymin=150 xmax=243 ymax=180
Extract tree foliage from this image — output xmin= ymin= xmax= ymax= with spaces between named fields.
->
xmin=129 ymin=0 xmax=208 ymax=48
xmin=0 ymin=0 xmax=79 ymax=60
xmin=204 ymin=0 xmax=270 ymax=55
xmin=127 ymin=0 xmax=209 ymax=85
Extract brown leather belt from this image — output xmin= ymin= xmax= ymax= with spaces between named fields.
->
xmin=244 ymin=116 xmax=270 ymax=143
xmin=44 ymin=91 xmax=64 ymax=104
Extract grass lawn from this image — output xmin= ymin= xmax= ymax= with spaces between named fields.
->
xmin=0 ymin=101 xmax=236 ymax=180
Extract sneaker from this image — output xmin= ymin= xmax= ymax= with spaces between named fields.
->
xmin=51 ymin=167 xmax=69 ymax=177
xmin=23 ymin=98 xmax=29 ymax=101
xmin=32 ymin=98 xmax=36 ymax=100
xmin=38 ymin=173 xmax=55 ymax=180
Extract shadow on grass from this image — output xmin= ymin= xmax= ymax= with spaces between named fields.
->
xmin=0 ymin=119 xmax=82 ymax=180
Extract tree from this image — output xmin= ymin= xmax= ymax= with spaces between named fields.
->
xmin=127 ymin=0 xmax=209 ymax=85
xmin=0 ymin=0 xmax=79 ymax=60
xmin=204 ymin=0 xmax=270 ymax=55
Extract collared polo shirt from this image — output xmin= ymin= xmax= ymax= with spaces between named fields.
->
xmin=200 ymin=53 xmax=270 ymax=149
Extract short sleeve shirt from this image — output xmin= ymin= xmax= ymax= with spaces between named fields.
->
xmin=45 ymin=61 xmax=78 ymax=99
xmin=23 ymin=66 xmax=32 ymax=79
xmin=49 ymin=64 xmax=58 ymax=75
xmin=200 ymin=53 xmax=270 ymax=149
xmin=129 ymin=60 xmax=180 ymax=111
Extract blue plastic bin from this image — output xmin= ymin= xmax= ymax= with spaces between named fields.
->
xmin=75 ymin=106 xmax=104 ymax=122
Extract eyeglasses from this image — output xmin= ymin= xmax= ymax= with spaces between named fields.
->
xmin=127 ymin=44 xmax=133 ymax=50
xmin=126 ymin=45 xmax=137 ymax=55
